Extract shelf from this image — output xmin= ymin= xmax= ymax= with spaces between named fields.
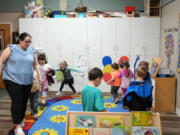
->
xmin=144 ymin=0 xmax=161 ymax=17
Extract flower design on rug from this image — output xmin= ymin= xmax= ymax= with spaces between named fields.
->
xmin=50 ymin=115 xmax=66 ymax=123
xmin=70 ymin=99 xmax=82 ymax=104
xmin=51 ymin=105 xmax=69 ymax=112
xmin=32 ymin=128 xmax=58 ymax=135
xmin=104 ymin=102 xmax=117 ymax=108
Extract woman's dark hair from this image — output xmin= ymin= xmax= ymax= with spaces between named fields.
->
xmin=122 ymin=60 xmax=130 ymax=77
xmin=88 ymin=67 xmax=103 ymax=80
xmin=18 ymin=32 xmax=32 ymax=43
xmin=111 ymin=63 xmax=119 ymax=70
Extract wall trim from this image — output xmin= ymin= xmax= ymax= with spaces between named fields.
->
xmin=176 ymin=107 xmax=180 ymax=116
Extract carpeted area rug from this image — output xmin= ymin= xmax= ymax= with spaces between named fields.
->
xmin=8 ymin=95 xmax=129 ymax=135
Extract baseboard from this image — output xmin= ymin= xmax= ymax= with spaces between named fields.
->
xmin=176 ymin=107 xmax=180 ymax=116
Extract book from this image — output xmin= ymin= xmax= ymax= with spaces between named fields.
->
xmin=68 ymin=128 xmax=89 ymax=135
xmin=97 ymin=116 xmax=124 ymax=128
xmin=132 ymin=126 xmax=160 ymax=135
xmin=93 ymin=128 xmax=110 ymax=135
xmin=75 ymin=115 xmax=95 ymax=128
xmin=112 ymin=127 xmax=125 ymax=135
xmin=131 ymin=111 xmax=153 ymax=126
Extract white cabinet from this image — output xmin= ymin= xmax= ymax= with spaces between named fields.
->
xmin=101 ymin=19 xmax=116 ymax=63
xmin=19 ymin=18 xmax=160 ymax=92
xmin=115 ymin=18 xmax=131 ymax=62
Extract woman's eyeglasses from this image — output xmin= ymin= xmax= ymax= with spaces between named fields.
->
xmin=25 ymin=40 xmax=32 ymax=44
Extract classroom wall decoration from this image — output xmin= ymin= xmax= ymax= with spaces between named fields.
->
xmin=165 ymin=34 xmax=175 ymax=69
xmin=102 ymin=56 xmax=128 ymax=86
xmin=177 ymin=13 xmax=180 ymax=72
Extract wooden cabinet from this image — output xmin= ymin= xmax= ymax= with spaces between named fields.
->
xmin=154 ymin=77 xmax=176 ymax=112
xmin=144 ymin=0 xmax=161 ymax=17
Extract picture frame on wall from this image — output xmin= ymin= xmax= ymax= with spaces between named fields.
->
xmin=150 ymin=57 xmax=162 ymax=78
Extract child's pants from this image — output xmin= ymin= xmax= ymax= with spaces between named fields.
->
xmin=111 ymin=86 xmax=120 ymax=99
xmin=30 ymin=90 xmax=39 ymax=114
xmin=121 ymin=88 xmax=127 ymax=98
xmin=59 ymin=78 xmax=76 ymax=93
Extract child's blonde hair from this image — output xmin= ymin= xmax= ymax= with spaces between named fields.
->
xmin=60 ymin=61 xmax=68 ymax=67
xmin=135 ymin=66 xmax=147 ymax=78
xmin=139 ymin=61 xmax=149 ymax=71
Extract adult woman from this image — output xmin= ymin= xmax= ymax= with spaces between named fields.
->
xmin=0 ymin=32 xmax=42 ymax=135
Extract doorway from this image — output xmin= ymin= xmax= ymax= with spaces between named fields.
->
xmin=0 ymin=24 xmax=11 ymax=88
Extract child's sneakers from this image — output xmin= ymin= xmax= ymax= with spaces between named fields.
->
xmin=41 ymin=97 xmax=46 ymax=105
xmin=21 ymin=120 xmax=25 ymax=127
xmin=34 ymin=114 xmax=38 ymax=120
xmin=56 ymin=91 xmax=62 ymax=96
xmin=114 ymin=98 xmax=119 ymax=104
xmin=14 ymin=125 xmax=25 ymax=135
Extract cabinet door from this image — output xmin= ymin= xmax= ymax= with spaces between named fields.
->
xmin=19 ymin=18 xmax=46 ymax=50
xmin=116 ymin=18 xmax=131 ymax=62
xmin=101 ymin=18 xmax=116 ymax=62
xmin=87 ymin=18 xmax=102 ymax=69
xmin=129 ymin=18 xmax=146 ymax=67
xmin=72 ymin=18 xmax=87 ymax=91
xmin=155 ymin=78 xmax=176 ymax=112
xmin=46 ymin=19 xmax=74 ymax=91
xmin=45 ymin=18 xmax=73 ymax=67
xmin=144 ymin=18 xmax=160 ymax=56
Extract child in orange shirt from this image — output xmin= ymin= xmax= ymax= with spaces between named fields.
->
xmin=107 ymin=63 xmax=121 ymax=104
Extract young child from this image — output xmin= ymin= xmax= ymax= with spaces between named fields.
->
xmin=117 ymin=60 xmax=133 ymax=98
xmin=107 ymin=63 xmax=121 ymax=104
xmin=56 ymin=61 xmax=82 ymax=96
xmin=38 ymin=53 xmax=54 ymax=105
xmin=29 ymin=70 xmax=41 ymax=118
xmin=82 ymin=67 xmax=107 ymax=112
xmin=139 ymin=61 xmax=152 ymax=84
xmin=123 ymin=66 xmax=153 ymax=111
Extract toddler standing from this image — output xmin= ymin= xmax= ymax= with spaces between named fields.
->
xmin=38 ymin=53 xmax=54 ymax=105
xmin=56 ymin=61 xmax=82 ymax=96
xmin=117 ymin=60 xmax=133 ymax=98
xmin=107 ymin=63 xmax=121 ymax=104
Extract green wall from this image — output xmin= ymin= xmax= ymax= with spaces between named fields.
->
xmin=0 ymin=0 xmax=144 ymax=12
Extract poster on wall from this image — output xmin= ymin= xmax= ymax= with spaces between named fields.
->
xmin=165 ymin=34 xmax=175 ymax=69
xmin=177 ymin=13 xmax=180 ymax=72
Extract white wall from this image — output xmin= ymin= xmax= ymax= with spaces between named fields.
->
xmin=0 ymin=12 xmax=23 ymax=32
xmin=160 ymin=0 xmax=180 ymax=115
xmin=19 ymin=17 xmax=160 ymax=93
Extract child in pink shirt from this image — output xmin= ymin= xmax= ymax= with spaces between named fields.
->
xmin=117 ymin=60 xmax=133 ymax=98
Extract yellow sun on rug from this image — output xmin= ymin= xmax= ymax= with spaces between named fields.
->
xmin=50 ymin=115 xmax=66 ymax=123
xmin=104 ymin=102 xmax=117 ymax=108
xmin=51 ymin=105 xmax=69 ymax=112
xmin=32 ymin=128 xmax=58 ymax=135
xmin=70 ymin=99 xmax=82 ymax=104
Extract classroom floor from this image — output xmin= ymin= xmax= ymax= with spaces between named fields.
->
xmin=0 ymin=91 xmax=180 ymax=135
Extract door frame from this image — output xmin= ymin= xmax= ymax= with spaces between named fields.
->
xmin=0 ymin=22 xmax=12 ymax=88
xmin=0 ymin=22 xmax=12 ymax=43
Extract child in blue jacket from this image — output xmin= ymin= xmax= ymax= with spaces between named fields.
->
xmin=123 ymin=66 xmax=153 ymax=111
